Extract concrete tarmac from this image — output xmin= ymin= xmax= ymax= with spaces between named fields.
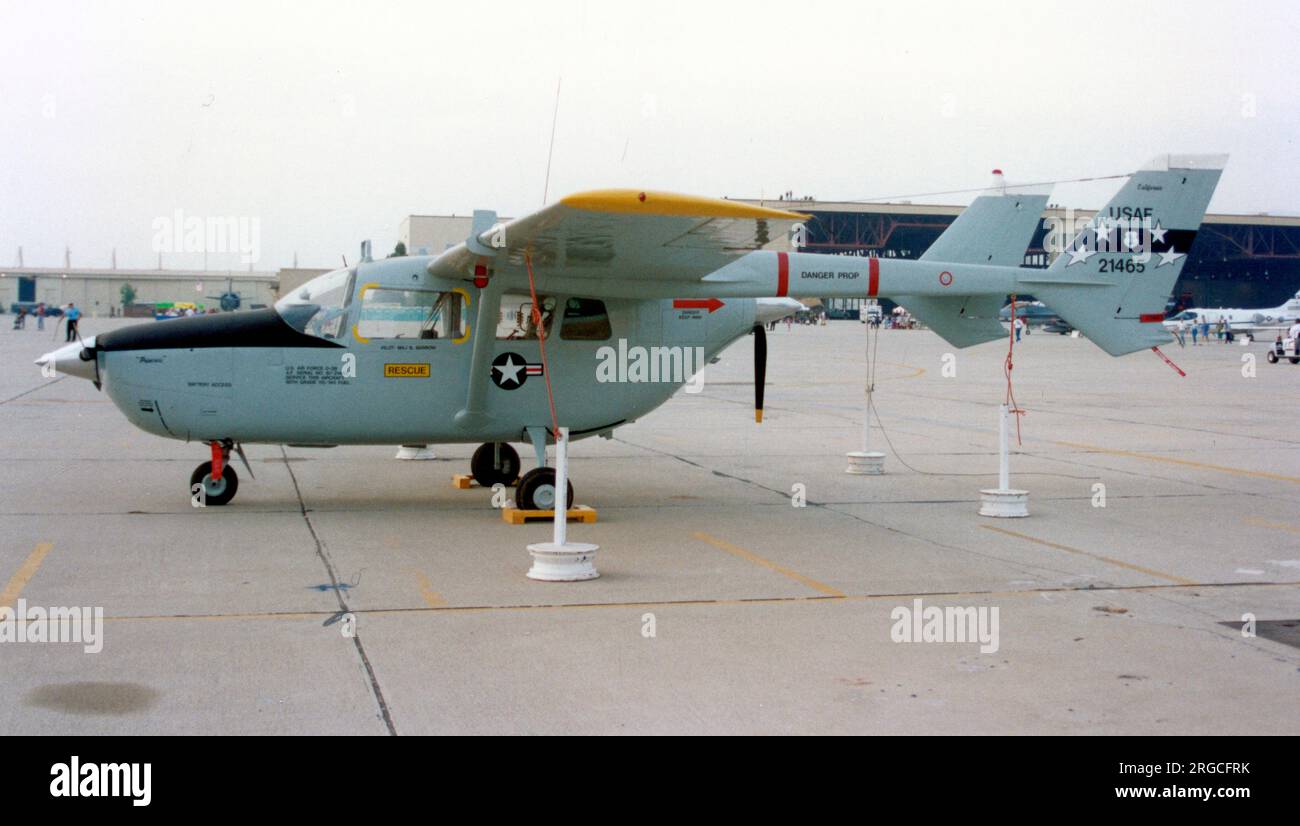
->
xmin=1 ymin=316 xmax=1296 ymax=734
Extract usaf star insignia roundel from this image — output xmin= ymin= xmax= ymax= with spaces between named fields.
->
xmin=491 ymin=352 xmax=544 ymax=390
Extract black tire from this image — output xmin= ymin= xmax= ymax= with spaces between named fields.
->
xmin=1266 ymin=351 xmax=1279 ymax=363
xmin=470 ymin=442 xmax=521 ymax=487
xmin=190 ymin=461 xmax=238 ymax=506
xmin=1290 ymin=357 xmax=1300 ymax=365
xmin=516 ymin=467 xmax=575 ymax=511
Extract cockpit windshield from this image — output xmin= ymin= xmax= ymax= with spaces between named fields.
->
xmin=275 ymin=267 xmax=356 ymax=340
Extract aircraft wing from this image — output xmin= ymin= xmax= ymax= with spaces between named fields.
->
xmin=427 ymin=190 xmax=807 ymax=286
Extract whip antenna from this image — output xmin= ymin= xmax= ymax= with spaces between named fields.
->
xmin=542 ymin=78 xmax=562 ymax=205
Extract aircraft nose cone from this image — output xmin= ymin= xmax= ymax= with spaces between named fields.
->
xmin=756 ymin=297 xmax=805 ymax=324
xmin=35 ymin=337 xmax=98 ymax=381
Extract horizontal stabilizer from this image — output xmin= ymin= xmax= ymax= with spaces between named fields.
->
xmin=893 ymin=294 xmax=1006 ymax=348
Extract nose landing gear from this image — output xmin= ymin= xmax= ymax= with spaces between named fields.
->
xmin=190 ymin=439 xmax=248 ymax=506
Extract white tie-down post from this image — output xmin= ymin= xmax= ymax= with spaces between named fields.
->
xmin=527 ymin=427 xmax=599 ymax=580
xmin=978 ymin=404 xmax=1029 ymax=517
xmin=846 ymin=316 xmax=885 ymax=474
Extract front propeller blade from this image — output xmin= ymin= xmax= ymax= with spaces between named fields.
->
xmin=753 ymin=324 xmax=766 ymax=423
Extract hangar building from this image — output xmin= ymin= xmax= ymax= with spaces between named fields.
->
xmin=0 ymin=266 xmax=279 ymax=316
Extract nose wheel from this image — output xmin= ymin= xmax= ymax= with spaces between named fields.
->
xmin=190 ymin=440 xmax=240 ymax=506
xmin=190 ymin=461 xmax=239 ymax=506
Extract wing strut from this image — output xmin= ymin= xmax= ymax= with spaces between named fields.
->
xmin=454 ymin=280 xmax=503 ymax=430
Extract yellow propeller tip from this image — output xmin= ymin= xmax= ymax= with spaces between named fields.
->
xmin=755 ymin=410 xmax=763 ymax=424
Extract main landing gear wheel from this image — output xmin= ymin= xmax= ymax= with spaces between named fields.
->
xmin=470 ymin=442 xmax=521 ymax=487
xmin=516 ymin=467 xmax=575 ymax=512
xmin=190 ymin=461 xmax=239 ymax=506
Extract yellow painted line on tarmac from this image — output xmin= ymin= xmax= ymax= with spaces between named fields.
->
xmin=1052 ymin=439 xmax=1300 ymax=484
xmin=1 ymin=543 xmax=54 ymax=609
xmin=413 ymin=571 xmax=447 ymax=608
xmin=693 ymin=531 xmax=845 ymax=597
xmin=107 ymin=611 xmax=326 ymax=622
xmin=98 ymin=580 xmax=1300 ymax=623
xmin=980 ymin=525 xmax=1196 ymax=586
xmin=881 ymin=361 xmax=926 ymax=380
xmin=1244 ymin=517 xmax=1300 ymax=535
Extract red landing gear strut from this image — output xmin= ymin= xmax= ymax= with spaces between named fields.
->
xmin=210 ymin=440 xmax=226 ymax=482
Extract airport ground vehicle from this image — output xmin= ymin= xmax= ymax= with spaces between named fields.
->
xmin=1265 ymin=337 xmax=1300 ymax=364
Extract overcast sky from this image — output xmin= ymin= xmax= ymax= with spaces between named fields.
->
xmin=3 ymin=0 xmax=1298 ymax=271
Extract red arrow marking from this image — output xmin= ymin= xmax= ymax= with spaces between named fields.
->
xmin=673 ymin=298 xmax=725 ymax=313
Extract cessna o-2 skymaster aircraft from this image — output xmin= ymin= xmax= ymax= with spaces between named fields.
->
xmin=37 ymin=154 xmax=1225 ymax=508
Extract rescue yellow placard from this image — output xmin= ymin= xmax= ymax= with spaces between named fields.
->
xmin=384 ymin=363 xmax=431 ymax=378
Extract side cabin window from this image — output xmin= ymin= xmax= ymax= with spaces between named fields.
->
xmin=356 ymin=288 xmax=467 ymax=341
xmin=495 ymin=295 xmax=611 ymax=340
xmin=497 ymin=293 xmax=557 ymax=340
xmin=560 ymin=297 xmax=611 ymax=340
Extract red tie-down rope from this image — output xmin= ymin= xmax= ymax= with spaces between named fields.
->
xmin=1005 ymin=297 xmax=1026 ymax=445
xmin=524 ymin=251 xmax=561 ymax=440
xmin=1151 ymin=346 xmax=1186 ymax=377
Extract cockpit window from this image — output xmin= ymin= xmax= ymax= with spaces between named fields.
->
xmin=276 ymin=268 xmax=356 ymax=340
xmin=356 ymin=288 xmax=467 ymax=340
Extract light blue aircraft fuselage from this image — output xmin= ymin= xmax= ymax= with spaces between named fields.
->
xmin=94 ymin=260 xmax=778 ymax=447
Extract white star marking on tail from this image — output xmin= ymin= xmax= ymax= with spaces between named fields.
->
xmin=1157 ymin=248 xmax=1185 ymax=267
xmin=1066 ymin=244 xmax=1097 ymax=266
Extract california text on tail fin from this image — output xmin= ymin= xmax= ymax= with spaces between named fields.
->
xmin=1023 ymin=154 xmax=1227 ymax=356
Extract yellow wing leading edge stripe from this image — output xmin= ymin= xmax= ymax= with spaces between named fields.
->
xmin=560 ymin=189 xmax=808 ymax=221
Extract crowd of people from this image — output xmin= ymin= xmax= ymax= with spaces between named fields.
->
xmin=1170 ymin=315 xmax=1242 ymax=346
xmin=10 ymin=302 xmax=82 ymax=341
